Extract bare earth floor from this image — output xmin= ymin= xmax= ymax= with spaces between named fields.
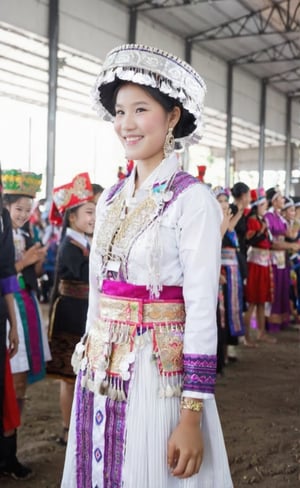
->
xmin=1 ymin=325 xmax=299 ymax=487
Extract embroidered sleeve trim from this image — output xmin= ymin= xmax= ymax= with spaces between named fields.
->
xmin=183 ymin=354 xmax=217 ymax=394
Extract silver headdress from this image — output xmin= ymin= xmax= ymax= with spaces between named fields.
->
xmin=91 ymin=44 xmax=207 ymax=145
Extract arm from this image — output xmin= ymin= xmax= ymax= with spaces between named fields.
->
xmin=246 ymin=217 xmax=267 ymax=246
xmin=168 ymin=185 xmax=221 ymax=478
xmin=4 ymin=293 xmax=19 ymax=358
xmin=265 ymin=213 xmax=300 ymax=252
xmin=227 ymin=205 xmax=243 ymax=232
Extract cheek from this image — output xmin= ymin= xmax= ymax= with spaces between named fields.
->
xmin=114 ymin=119 xmax=122 ymax=136
xmin=143 ymin=112 xmax=168 ymax=136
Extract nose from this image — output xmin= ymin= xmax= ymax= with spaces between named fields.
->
xmin=120 ymin=111 xmax=136 ymax=131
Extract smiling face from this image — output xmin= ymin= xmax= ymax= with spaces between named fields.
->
xmin=69 ymin=201 xmax=96 ymax=235
xmin=273 ymin=192 xmax=284 ymax=210
xmin=283 ymin=205 xmax=296 ymax=222
xmin=8 ymin=196 xmax=33 ymax=230
xmin=113 ymin=83 xmax=180 ymax=167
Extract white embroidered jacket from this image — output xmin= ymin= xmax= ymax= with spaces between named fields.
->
xmin=86 ymin=154 xmax=222 ymax=400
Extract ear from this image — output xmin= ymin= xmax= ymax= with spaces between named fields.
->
xmin=68 ymin=212 xmax=76 ymax=224
xmin=169 ymin=106 xmax=181 ymax=129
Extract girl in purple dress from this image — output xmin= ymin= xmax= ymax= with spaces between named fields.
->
xmin=264 ymin=188 xmax=300 ymax=331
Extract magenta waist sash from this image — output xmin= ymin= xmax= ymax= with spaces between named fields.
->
xmin=102 ymin=279 xmax=183 ymax=300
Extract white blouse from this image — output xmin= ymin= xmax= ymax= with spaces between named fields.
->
xmin=87 ymin=154 xmax=222 ymax=399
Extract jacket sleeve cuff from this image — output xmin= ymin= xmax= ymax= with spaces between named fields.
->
xmin=183 ymin=354 xmax=217 ymax=395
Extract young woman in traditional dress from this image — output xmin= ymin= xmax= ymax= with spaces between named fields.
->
xmin=214 ymin=187 xmax=245 ymax=364
xmin=2 ymin=170 xmax=51 ymax=418
xmin=243 ymin=189 xmax=274 ymax=343
xmin=47 ymin=173 xmax=96 ymax=445
xmin=62 ymin=44 xmax=233 ymax=488
xmin=264 ymin=188 xmax=300 ymax=332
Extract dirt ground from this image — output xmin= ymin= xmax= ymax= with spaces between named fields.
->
xmin=1 ymin=311 xmax=299 ymax=487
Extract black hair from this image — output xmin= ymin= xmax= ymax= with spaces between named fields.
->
xmin=246 ymin=205 xmax=258 ymax=220
xmin=108 ymin=81 xmax=196 ymax=139
xmin=3 ymin=193 xmax=33 ymax=206
xmin=92 ymin=183 xmax=104 ymax=195
xmin=266 ymin=187 xmax=278 ymax=208
xmin=231 ymin=182 xmax=250 ymax=199
xmin=266 ymin=187 xmax=277 ymax=202
xmin=60 ymin=205 xmax=81 ymax=241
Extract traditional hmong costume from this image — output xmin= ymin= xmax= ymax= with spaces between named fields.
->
xmin=47 ymin=173 xmax=94 ymax=380
xmin=62 ymin=44 xmax=232 ymax=488
xmin=245 ymin=189 xmax=273 ymax=304
xmin=2 ymin=170 xmax=51 ymax=382
xmin=221 ymin=230 xmax=245 ymax=337
xmin=264 ymin=196 xmax=290 ymax=331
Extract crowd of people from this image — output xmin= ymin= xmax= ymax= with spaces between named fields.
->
xmin=213 ymin=183 xmax=300 ymax=377
xmin=0 ymin=43 xmax=298 ymax=487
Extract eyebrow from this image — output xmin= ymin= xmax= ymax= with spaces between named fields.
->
xmin=115 ymin=101 xmax=150 ymax=108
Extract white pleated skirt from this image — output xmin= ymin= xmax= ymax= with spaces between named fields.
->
xmin=62 ymin=342 xmax=233 ymax=488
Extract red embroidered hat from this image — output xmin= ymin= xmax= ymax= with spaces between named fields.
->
xmin=52 ymin=173 xmax=94 ymax=215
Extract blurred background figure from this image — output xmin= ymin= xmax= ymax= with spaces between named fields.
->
xmin=47 ymin=173 xmax=95 ymax=446
xmin=264 ymin=188 xmax=300 ymax=332
xmin=244 ymin=188 xmax=274 ymax=344
xmin=2 ymin=169 xmax=51 ymax=478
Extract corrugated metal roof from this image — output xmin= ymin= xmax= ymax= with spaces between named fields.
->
xmin=115 ymin=0 xmax=300 ymax=97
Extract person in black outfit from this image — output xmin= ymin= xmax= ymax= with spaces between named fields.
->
xmin=228 ymin=182 xmax=250 ymax=359
xmin=47 ymin=173 xmax=95 ymax=445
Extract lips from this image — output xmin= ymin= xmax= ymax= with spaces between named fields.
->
xmin=124 ymin=136 xmax=143 ymax=145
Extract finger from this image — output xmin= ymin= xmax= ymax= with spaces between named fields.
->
xmin=177 ymin=458 xmax=197 ymax=479
xmin=195 ymin=452 xmax=203 ymax=474
xmin=167 ymin=442 xmax=178 ymax=470
xmin=171 ymin=452 xmax=190 ymax=477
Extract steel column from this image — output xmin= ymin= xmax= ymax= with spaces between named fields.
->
xmin=225 ymin=63 xmax=233 ymax=188
xmin=185 ymin=39 xmax=192 ymax=64
xmin=258 ymin=79 xmax=267 ymax=188
xmin=128 ymin=7 xmax=138 ymax=43
xmin=46 ymin=0 xmax=59 ymax=200
xmin=285 ymin=95 xmax=292 ymax=195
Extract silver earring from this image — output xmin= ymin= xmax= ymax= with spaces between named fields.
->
xmin=163 ymin=128 xmax=175 ymax=158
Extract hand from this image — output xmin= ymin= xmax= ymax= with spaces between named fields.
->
xmin=22 ymin=243 xmax=45 ymax=266
xmin=8 ymin=326 xmax=19 ymax=358
xmin=167 ymin=420 xmax=203 ymax=479
xmin=36 ymin=245 xmax=48 ymax=262
xmin=223 ymin=207 xmax=232 ymax=223
xmin=219 ymin=274 xmax=226 ymax=285
xmin=291 ymin=242 xmax=300 ymax=253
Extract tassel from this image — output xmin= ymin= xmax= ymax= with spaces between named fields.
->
xmin=165 ymin=383 xmax=173 ymax=398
